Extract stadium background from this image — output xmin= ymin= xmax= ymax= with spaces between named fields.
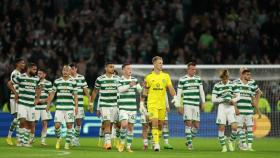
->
xmin=0 ymin=0 xmax=279 ymax=138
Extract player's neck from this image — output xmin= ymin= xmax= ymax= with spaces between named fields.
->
xmin=15 ymin=67 xmax=21 ymax=72
xmin=71 ymin=73 xmax=77 ymax=77
xmin=154 ymin=69 xmax=161 ymax=74
xmin=63 ymin=76 xmax=70 ymax=80
xmin=241 ymin=79 xmax=248 ymax=84
xmin=105 ymin=73 xmax=113 ymax=78
xmin=123 ymin=75 xmax=130 ymax=79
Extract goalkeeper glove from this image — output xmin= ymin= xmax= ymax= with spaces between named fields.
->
xmin=139 ymin=101 xmax=148 ymax=116
xmin=171 ymin=96 xmax=180 ymax=107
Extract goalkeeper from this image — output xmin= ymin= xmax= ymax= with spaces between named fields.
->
xmin=176 ymin=62 xmax=205 ymax=150
xmin=140 ymin=56 xmax=178 ymax=152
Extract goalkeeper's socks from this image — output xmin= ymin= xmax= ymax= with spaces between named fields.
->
xmin=152 ymin=127 xmax=159 ymax=144
xmin=218 ymin=130 xmax=226 ymax=147
xmin=185 ymin=126 xmax=192 ymax=145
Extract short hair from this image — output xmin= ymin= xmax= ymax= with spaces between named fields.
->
xmin=122 ymin=63 xmax=131 ymax=70
xmin=242 ymin=69 xmax=251 ymax=74
xmin=105 ymin=61 xmax=114 ymax=67
xmin=27 ymin=63 xmax=37 ymax=68
xmin=239 ymin=67 xmax=248 ymax=74
xmin=219 ymin=69 xmax=229 ymax=79
xmin=15 ymin=58 xmax=24 ymax=65
xmin=38 ymin=68 xmax=47 ymax=73
xmin=187 ymin=62 xmax=196 ymax=68
xmin=152 ymin=56 xmax=162 ymax=64
xmin=69 ymin=63 xmax=77 ymax=68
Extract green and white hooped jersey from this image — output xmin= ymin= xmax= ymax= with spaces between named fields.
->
xmin=36 ymin=79 xmax=52 ymax=110
xmin=234 ymin=79 xmax=256 ymax=115
xmin=212 ymin=80 xmax=239 ymax=105
xmin=117 ymin=76 xmax=139 ymax=111
xmin=53 ymin=77 xmax=77 ymax=111
xmin=10 ymin=69 xmax=21 ymax=99
xmin=12 ymin=73 xmax=40 ymax=107
xmin=71 ymin=74 xmax=88 ymax=107
xmin=95 ymin=74 xmax=120 ymax=108
xmin=178 ymin=75 xmax=202 ymax=106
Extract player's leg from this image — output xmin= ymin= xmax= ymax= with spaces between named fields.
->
xmin=149 ymin=107 xmax=160 ymax=151
xmin=246 ymin=115 xmax=254 ymax=151
xmin=54 ymin=110 xmax=63 ymax=149
xmin=97 ymin=121 xmax=105 ymax=147
xmin=40 ymin=110 xmax=52 ymax=146
xmin=73 ymin=107 xmax=84 ymax=146
xmin=64 ymin=110 xmax=75 ymax=149
xmin=112 ymin=107 xmax=120 ymax=148
xmin=102 ymin=107 xmax=112 ymax=150
xmin=237 ymin=115 xmax=247 ymax=150
xmin=126 ymin=112 xmax=136 ymax=152
xmin=184 ymin=105 xmax=193 ymax=149
xmin=191 ymin=106 xmax=200 ymax=139
xmin=7 ymin=99 xmax=19 ymax=145
xmin=141 ymin=112 xmax=149 ymax=150
xmin=216 ymin=105 xmax=227 ymax=152
xmin=227 ymin=107 xmax=238 ymax=151
xmin=118 ymin=110 xmax=128 ymax=152
xmin=162 ymin=118 xmax=173 ymax=149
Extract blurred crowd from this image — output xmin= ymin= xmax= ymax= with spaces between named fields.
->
xmin=0 ymin=0 xmax=279 ymax=109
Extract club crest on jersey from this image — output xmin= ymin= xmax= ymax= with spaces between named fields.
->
xmin=162 ymin=79 xmax=166 ymax=84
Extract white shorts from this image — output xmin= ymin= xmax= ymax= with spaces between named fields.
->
xmin=35 ymin=109 xmax=52 ymax=121
xmin=54 ymin=110 xmax=75 ymax=123
xmin=17 ymin=105 xmax=35 ymax=122
xmin=216 ymin=104 xmax=236 ymax=125
xmin=184 ymin=105 xmax=200 ymax=121
xmin=75 ymin=107 xmax=85 ymax=119
xmin=10 ymin=99 xmax=18 ymax=114
xmin=237 ymin=114 xmax=254 ymax=127
xmin=100 ymin=107 xmax=119 ymax=123
xmin=119 ymin=110 xmax=137 ymax=124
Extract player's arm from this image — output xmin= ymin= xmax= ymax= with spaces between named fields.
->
xmin=211 ymin=85 xmax=224 ymax=104
xmin=46 ymin=91 xmax=55 ymax=111
xmin=34 ymin=84 xmax=42 ymax=105
xmin=73 ymin=93 xmax=78 ymax=115
xmin=139 ymin=81 xmax=148 ymax=116
xmin=7 ymin=80 xmax=17 ymax=96
xmin=165 ymin=93 xmax=170 ymax=112
xmin=83 ymin=87 xmax=93 ymax=113
xmin=199 ymin=84 xmax=206 ymax=111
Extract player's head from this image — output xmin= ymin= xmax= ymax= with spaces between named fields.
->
xmin=15 ymin=58 xmax=25 ymax=71
xmin=69 ymin=63 xmax=78 ymax=75
xmin=38 ymin=68 xmax=47 ymax=79
xmin=122 ymin=63 xmax=132 ymax=76
xmin=62 ymin=65 xmax=71 ymax=77
xmin=239 ymin=67 xmax=248 ymax=78
xmin=219 ymin=69 xmax=229 ymax=81
xmin=105 ymin=62 xmax=115 ymax=74
xmin=27 ymin=63 xmax=37 ymax=76
xmin=152 ymin=56 xmax=163 ymax=71
xmin=187 ymin=62 xmax=196 ymax=77
xmin=242 ymin=69 xmax=251 ymax=81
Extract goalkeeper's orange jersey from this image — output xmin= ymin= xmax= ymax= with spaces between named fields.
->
xmin=144 ymin=71 xmax=172 ymax=109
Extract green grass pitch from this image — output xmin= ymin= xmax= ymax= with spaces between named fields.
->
xmin=0 ymin=137 xmax=279 ymax=158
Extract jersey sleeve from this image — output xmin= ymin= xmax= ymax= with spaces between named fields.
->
xmin=12 ymin=74 xmax=20 ymax=84
xmin=73 ymin=80 xmax=78 ymax=95
xmin=144 ymin=75 xmax=150 ymax=88
xmin=166 ymin=74 xmax=172 ymax=87
xmin=212 ymin=84 xmax=218 ymax=95
xmin=94 ymin=77 xmax=101 ymax=90
xmin=46 ymin=81 xmax=53 ymax=93
xmin=82 ymin=76 xmax=88 ymax=88
xmin=52 ymin=80 xmax=57 ymax=92
xmin=177 ymin=78 xmax=183 ymax=90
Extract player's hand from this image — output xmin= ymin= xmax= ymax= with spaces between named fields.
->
xmin=88 ymin=102 xmax=93 ymax=113
xmin=229 ymin=99 xmax=236 ymax=105
xmin=46 ymin=106 xmax=50 ymax=112
xmin=139 ymin=101 xmax=148 ymax=116
xmin=201 ymin=103 xmax=206 ymax=112
xmin=96 ymin=110 xmax=101 ymax=117
xmin=171 ymin=96 xmax=180 ymax=107
xmin=15 ymin=93 xmax=19 ymax=103
xmin=129 ymin=81 xmax=136 ymax=87
xmin=177 ymin=106 xmax=184 ymax=115
xmin=166 ymin=106 xmax=170 ymax=112
xmin=34 ymin=98 xmax=40 ymax=105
